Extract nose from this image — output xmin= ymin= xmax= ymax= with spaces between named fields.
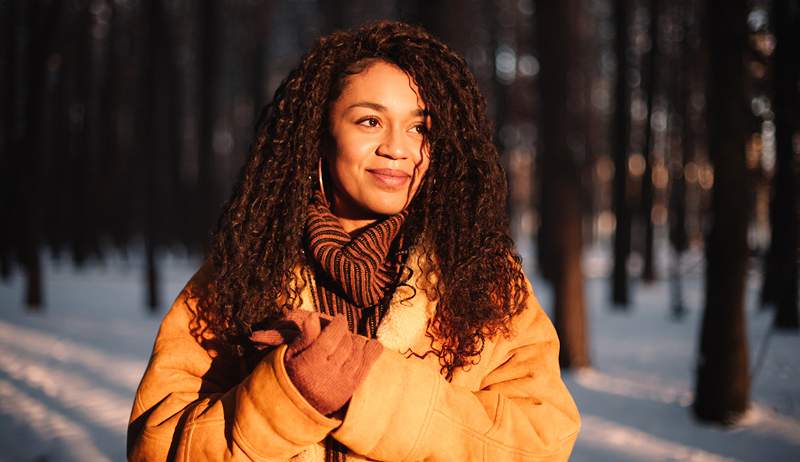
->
xmin=376 ymin=127 xmax=409 ymax=160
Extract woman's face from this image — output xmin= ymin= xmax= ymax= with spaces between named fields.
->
xmin=326 ymin=61 xmax=430 ymax=225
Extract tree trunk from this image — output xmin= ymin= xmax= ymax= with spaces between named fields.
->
xmin=641 ymin=0 xmax=660 ymax=283
xmin=762 ymin=0 xmax=799 ymax=329
xmin=693 ymin=0 xmax=750 ymax=424
xmin=198 ymin=0 xmax=220 ymax=248
xmin=612 ymin=0 xmax=632 ymax=306
xmin=669 ymin=0 xmax=694 ymax=320
xmin=69 ymin=2 xmax=93 ymax=265
xmin=486 ymin=0 xmax=512 ymax=222
xmin=139 ymin=0 xmax=163 ymax=311
xmin=146 ymin=238 xmax=160 ymax=310
xmin=536 ymin=0 xmax=590 ymax=369
xmin=19 ymin=0 xmax=61 ymax=309
xmin=252 ymin=1 xmax=271 ymax=116
xmin=0 ymin=0 xmax=17 ymax=281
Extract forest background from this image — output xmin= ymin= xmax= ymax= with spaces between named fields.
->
xmin=1 ymin=0 xmax=798 ymax=460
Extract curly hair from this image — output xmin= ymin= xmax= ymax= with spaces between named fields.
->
xmin=194 ymin=20 xmax=529 ymax=380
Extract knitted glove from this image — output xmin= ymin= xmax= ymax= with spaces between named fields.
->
xmin=249 ymin=310 xmax=323 ymax=349
xmin=286 ymin=314 xmax=383 ymax=416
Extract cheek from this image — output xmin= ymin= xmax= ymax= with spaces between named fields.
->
xmin=329 ymin=132 xmax=372 ymax=191
xmin=411 ymin=154 xmax=432 ymax=192
xmin=334 ymin=131 xmax=372 ymax=166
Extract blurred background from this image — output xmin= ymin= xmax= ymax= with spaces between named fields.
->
xmin=1 ymin=0 xmax=798 ymax=460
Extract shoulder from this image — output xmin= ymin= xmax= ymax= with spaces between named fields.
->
xmin=153 ymin=259 xmax=233 ymax=364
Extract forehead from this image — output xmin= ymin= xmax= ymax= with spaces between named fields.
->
xmin=335 ymin=61 xmax=426 ymax=111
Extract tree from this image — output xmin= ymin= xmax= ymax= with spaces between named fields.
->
xmin=668 ymin=0 xmax=696 ymax=320
xmin=12 ymin=1 xmax=62 ymax=309
xmin=612 ymin=0 xmax=632 ymax=306
xmin=197 ymin=0 xmax=221 ymax=250
xmin=0 ymin=0 xmax=18 ymax=281
xmin=761 ymin=0 xmax=799 ymax=329
xmin=693 ymin=0 xmax=750 ymax=424
xmin=536 ymin=0 xmax=590 ymax=369
xmin=640 ymin=0 xmax=661 ymax=283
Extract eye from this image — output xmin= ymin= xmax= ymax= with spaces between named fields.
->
xmin=412 ymin=123 xmax=427 ymax=135
xmin=358 ymin=117 xmax=380 ymax=128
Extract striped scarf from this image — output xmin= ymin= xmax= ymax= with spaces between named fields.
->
xmin=303 ymin=190 xmax=408 ymax=462
xmin=304 ymin=190 xmax=408 ymax=338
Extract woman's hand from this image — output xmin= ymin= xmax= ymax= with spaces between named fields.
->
xmin=249 ymin=310 xmax=324 ymax=348
xmin=250 ymin=311 xmax=383 ymax=416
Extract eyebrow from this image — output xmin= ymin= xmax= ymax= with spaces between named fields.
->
xmin=346 ymin=101 xmax=427 ymax=117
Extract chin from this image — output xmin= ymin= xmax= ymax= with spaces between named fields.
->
xmin=367 ymin=204 xmax=405 ymax=216
xmin=363 ymin=195 xmax=409 ymax=216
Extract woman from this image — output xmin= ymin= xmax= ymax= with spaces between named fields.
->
xmin=128 ymin=21 xmax=580 ymax=462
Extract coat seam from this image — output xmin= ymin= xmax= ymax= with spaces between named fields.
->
xmin=402 ymin=372 xmax=440 ymax=461
xmin=232 ymin=420 xmax=271 ymax=461
xmin=183 ymin=404 xmax=199 ymax=461
xmin=431 ymin=406 xmax=564 ymax=459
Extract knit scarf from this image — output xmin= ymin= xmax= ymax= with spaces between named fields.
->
xmin=303 ymin=190 xmax=408 ymax=462
xmin=304 ymin=190 xmax=408 ymax=338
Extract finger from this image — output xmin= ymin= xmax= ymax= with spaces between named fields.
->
xmin=302 ymin=311 xmax=322 ymax=340
xmin=289 ymin=311 xmax=323 ymax=354
xmin=327 ymin=327 xmax=357 ymax=368
xmin=249 ymin=329 xmax=285 ymax=345
xmin=306 ymin=315 xmax=349 ymax=358
xmin=339 ymin=334 xmax=364 ymax=372
xmin=285 ymin=310 xmax=315 ymax=328
xmin=344 ymin=337 xmax=383 ymax=383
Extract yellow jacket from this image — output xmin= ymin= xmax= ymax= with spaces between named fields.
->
xmin=128 ymin=259 xmax=580 ymax=461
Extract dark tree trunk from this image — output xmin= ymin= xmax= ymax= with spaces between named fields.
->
xmin=139 ymin=0 xmax=164 ymax=311
xmin=252 ymin=1 xmax=272 ymax=116
xmin=146 ymin=238 xmax=160 ymax=310
xmin=158 ymin=3 xmax=180 ymax=247
xmin=612 ymin=0 xmax=632 ymax=306
xmin=693 ymin=0 xmax=750 ymax=424
xmin=197 ymin=0 xmax=220 ymax=249
xmin=18 ymin=1 xmax=61 ymax=309
xmin=536 ymin=0 xmax=590 ymax=369
xmin=762 ymin=0 xmax=800 ymax=329
xmin=99 ymin=0 xmax=121 ymax=247
xmin=669 ymin=0 xmax=694 ymax=320
xmin=22 ymin=247 xmax=43 ymax=309
xmin=641 ymin=0 xmax=660 ymax=283
xmin=0 ymin=0 xmax=17 ymax=280
xmin=69 ymin=3 xmax=93 ymax=266
xmin=486 ymin=0 xmax=512 ymax=220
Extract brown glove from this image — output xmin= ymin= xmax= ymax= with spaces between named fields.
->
xmin=249 ymin=310 xmax=322 ymax=349
xmin=249 ymin=311 xmax=383 ymax=416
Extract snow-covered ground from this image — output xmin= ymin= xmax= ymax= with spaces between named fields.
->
xmin=0 ymin=246 xmax=798 ymax=461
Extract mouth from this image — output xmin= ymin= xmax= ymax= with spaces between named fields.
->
xmin=366 ymin=168 xmax=412 ymax=189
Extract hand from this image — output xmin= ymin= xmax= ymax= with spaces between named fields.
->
xmin=284 ymin=314 xmax=383 ymax=416
xmin=249 ymin=310 xmax=326 ymax=350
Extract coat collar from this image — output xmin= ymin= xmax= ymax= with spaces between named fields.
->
xmin=294 ymin=250 xmax=437 ymax=355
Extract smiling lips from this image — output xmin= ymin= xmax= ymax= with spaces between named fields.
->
xmin=366 ymin=168 xmax=412 ymax=189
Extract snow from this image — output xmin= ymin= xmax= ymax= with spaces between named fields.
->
xmin=0 ymin=246 xmax=798 ymax=461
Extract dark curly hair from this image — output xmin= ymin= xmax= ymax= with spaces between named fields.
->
xmin=194 ymin=20 xmax=528 ymax=380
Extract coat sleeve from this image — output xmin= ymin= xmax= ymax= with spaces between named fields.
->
xmin=127 ymin=277 xmax=341 ymax=461
xmin=331 ymin=281 xmax=581 ymax=461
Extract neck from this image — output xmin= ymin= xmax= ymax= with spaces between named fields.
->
xmin=336 ymin=216 xmax=377 ymax=235
xmin=330 ymin=192 xmax=381 ymax=235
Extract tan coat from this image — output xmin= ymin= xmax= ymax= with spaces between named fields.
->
xmin=127 ymin=258 xmax=580 ymax=461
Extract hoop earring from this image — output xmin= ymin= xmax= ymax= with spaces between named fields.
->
xmin=317 ymin=158 xmax=327 ymax=201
